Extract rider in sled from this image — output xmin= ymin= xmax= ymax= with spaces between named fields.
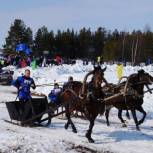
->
xmin=63 ymin=76 xmax=73 ymax=90
xmin=13 ymin=69 xmax=36 ymax=121
xmin=48 ymin=83 xmax=62 ymax=106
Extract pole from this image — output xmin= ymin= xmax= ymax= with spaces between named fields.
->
xmin=133 ymin=35 xmax=139 ymax=65
xmin=122 ymin=33 xmax=126 ymax=62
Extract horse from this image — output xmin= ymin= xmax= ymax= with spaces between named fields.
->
xmin=59 ymin=66 xmax=107 ymax=143
xmin=104 ymin=69 xmax=153 ymax=130
xmin=102 ymin=82 xmax=130 ymax=126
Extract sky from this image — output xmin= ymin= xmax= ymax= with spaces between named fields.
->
xmin=0 ymin=0 xmax=153 ymax=48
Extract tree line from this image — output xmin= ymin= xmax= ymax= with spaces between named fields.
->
xmin=3 ymin=19 xmax=153 ymax=64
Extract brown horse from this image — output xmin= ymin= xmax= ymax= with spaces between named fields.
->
xmin=59 ymin=66 xmax=107 ymax=143
xmin=104 ymin=69 xmax=153 ymax=130
xmin=102 ymin=82 xmax=130 ymax=126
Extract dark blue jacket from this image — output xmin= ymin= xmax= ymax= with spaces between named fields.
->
xmin=13 ymin=76 xmax=36 ymax=101
xmin=48 ymin=88 xmax=61 ymax=103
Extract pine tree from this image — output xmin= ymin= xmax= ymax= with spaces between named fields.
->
xmin=34 ymin=26 xmax=54 ymax=55
xmin=3 ymin=19 xmax=33 ymax=52
xmin=94 ymin=27 xmax=106 ymax=57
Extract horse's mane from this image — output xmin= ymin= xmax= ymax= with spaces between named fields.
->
xmin=128 ymin=73 xmax=138 ymax=79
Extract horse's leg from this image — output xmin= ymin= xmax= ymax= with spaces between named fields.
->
xmin=118 ymin=109 xmax=127 ymax=127
xmin=86 ymin=118 xmax=95 ymax=143
xmin=69 ymin=117 xmax=77 ymax=133
xmin=61 ymin=106 xmax=64 ymax=116
xmin=131 ymin=109 xmax=140 ymax=130
xmin=57 ymin=107 xmax=58 ymax=114
xmin=137 ymin=106 xmax=147 ymax=125
xmin=126 ymin=110 xmax=130 ymax=120
xmin=105 ymin=108 xmax=110 ymax=126
xmin=64 ymin=105 xmax=77 ymax=133
xmin=64 ymin=106 xmax=71 ymax=130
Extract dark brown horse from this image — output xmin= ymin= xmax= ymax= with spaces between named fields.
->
xmin=102 ymin=82 xmax=130 ymax=126
xmin=104 ymin=69 xmax=153 ymax=130
xmin=59 ymin=66 xmax=107 ymax=143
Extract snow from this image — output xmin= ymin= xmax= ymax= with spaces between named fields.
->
xmin=1 ymin=60 xmax=153 ymax=153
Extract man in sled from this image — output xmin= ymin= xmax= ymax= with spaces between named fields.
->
xmin=13 ymin=69 xmax=36 ymax=122
xmin=63 ymin=76 xmax=73 ymax=90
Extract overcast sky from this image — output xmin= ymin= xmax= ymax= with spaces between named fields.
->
xmin=0 ymin=0 xmax=153 ymax=48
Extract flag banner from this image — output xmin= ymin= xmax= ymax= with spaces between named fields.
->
xmin=16 ymin=43 xmax=27 ymax=52
xmin=116 ymin=64 xmax=123 ymax=79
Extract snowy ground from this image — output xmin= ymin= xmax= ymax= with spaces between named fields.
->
xmin=1 ymin=61 xmax=153 ymax=153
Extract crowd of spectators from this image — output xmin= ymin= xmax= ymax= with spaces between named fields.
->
xmin=0 ymin=54 xmax=78 ymax=70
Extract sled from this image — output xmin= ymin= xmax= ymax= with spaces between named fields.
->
xmin=5 ymin=97 xmax=53 ymax=126
xmin=5 ymin=96 xmax=67 ymax=127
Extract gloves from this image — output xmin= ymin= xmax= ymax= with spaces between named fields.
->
xmin=31 ymin=84 xmax=36 ymax=89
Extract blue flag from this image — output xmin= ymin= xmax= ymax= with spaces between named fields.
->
xmin=16 ymin=43 xmax=26 ymax=52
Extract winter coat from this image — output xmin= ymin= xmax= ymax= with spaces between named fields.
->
xmin=48 ymin=88 xmax=61 ymax=103
xmin=13 ymin=76 xmax=36 ymax=101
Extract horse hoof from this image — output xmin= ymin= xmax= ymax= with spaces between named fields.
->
xmin=124 ymin=120 xmax=129 ymax=123
xmin=64 ymin=124 xmax=68 ymax=130
xmin=73 ymin=129 xmax=77 ymax=133
xmin=136 ymin=127 xmax=140 ymax=131
xmin=86 ymin=134 xmax=95 ymax=143
xmin=138 ymin=121 xmax=143 ymax=125
xmin=122 ymin=123 xmax=127 ymax=127
xmin=88 ymin=138 xmax=95 ymax=143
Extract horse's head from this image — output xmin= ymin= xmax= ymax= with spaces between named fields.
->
xmin=92 ymin=65 xmax=107 ymax=88
xmin=138 ymin=69 xmax=153 ymax=85
xmin=126 ymin=69 xmax=153 ymax=95
xmin=82 ymin=65 xmax=107 ymax=97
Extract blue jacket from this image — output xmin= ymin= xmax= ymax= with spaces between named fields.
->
xmin=13 ymin=76 xmax=36 ymax=101
xmin=48 ymin=88 xmax=61 ymax=103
